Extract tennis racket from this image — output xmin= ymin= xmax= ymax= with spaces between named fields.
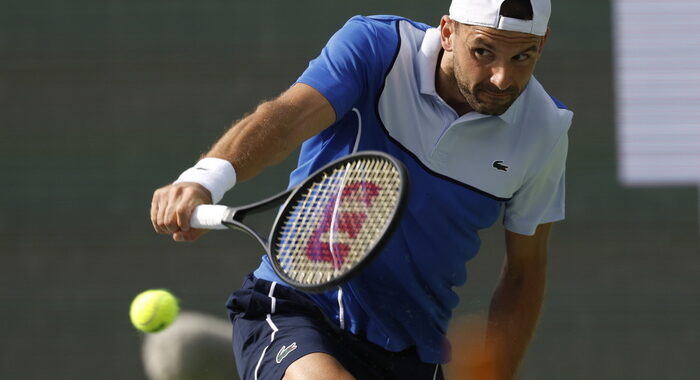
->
xmin=190 ymin=151 xmax=408 ymax=292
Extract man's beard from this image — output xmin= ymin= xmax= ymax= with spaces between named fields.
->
xmin=458 ymin=82 xmax=520 ymax=116
xmin=452 ymin=59 xmax=523 ymax=116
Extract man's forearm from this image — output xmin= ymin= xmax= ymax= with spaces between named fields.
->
xmin=206 ymin=83 xmax=335 ymax=183
xmin=486 ymin=253 xmax=547 ymax=379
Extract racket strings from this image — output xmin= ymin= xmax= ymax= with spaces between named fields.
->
xmin=274 ymin=158 xmax=402 ymax=286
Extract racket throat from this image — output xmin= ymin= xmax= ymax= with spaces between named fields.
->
xmin=222 ymin=208 xmax=271 ymax=251
xmin=231 ymin=221 xmax=270 ymax=249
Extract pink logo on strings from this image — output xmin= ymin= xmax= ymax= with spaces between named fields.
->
xmin=305 ymin=181 xmax=381 ymax=269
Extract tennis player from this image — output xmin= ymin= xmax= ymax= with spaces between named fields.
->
xmin=151 ymin=0 xmax=572 ymax=378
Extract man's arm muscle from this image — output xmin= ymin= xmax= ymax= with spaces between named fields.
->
xmin=487 ymin=223 xmax=552 ymax=379
xmin=150 ymin=83 xmax=335 ymax=241
xmin=207 ymin=83 xmax=336 ymax=182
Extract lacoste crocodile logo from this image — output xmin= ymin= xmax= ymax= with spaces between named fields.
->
xmin=492 ymin=160 xmax=509 ymax=172
xmin=276 ymin=342 xmax=298 ymax=364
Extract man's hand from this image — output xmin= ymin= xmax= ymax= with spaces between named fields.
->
xmin=150 ymin=182 xmax=213 ymax=242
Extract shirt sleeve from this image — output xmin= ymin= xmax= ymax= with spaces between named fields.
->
xmin=295 ymin=16 xmax=397 ymax=121
xmin=503 ymin=132 xmax=569 ymax=235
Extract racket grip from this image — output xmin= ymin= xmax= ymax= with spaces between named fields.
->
xmin=190 ymin=205 xmax=230 ymax=230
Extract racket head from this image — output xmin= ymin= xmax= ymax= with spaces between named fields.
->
xmin=267 ymin=151 xmax=408 ymax=292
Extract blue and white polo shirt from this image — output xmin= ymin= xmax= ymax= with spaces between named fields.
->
xmin=254 ymin=15 xmax=573 ymax=364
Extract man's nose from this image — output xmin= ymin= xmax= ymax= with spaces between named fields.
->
xmin=489 ymin=63 xmax=514 ymax=91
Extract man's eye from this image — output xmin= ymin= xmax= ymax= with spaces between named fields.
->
xmin=474 ymin=48 xmax=490 ymax=57
xmin=514 ymin=54 xmax=531 ymax=62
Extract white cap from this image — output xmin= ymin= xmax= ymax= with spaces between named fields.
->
xmin=449 ymin=0 xmax=550 ymax=36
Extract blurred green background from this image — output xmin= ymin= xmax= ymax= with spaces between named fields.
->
xmin=1 ymin=0 xmax=698 ymax=379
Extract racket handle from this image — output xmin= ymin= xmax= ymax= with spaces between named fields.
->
xmin=190 ymin=205 xmax=230 ymax=230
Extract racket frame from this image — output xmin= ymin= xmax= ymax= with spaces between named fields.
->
xmin=208 ymin=151 xmax=409 ymax=292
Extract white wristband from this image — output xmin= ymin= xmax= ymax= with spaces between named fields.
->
xmin=174 ymin=157 xmax=237 ymax=204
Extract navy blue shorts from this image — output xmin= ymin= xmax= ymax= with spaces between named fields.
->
xmin=226 ymin=274 xmax=444 ymax=380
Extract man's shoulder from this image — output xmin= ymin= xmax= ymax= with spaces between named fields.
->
xmin=325 ymin=15 xmax=432 ymax=74
xmin=342 ymin=15 xmax=432 ymax=34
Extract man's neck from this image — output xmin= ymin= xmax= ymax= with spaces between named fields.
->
xmin=434 ymin=49 xmax=473 ymax=116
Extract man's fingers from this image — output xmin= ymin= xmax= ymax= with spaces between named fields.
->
xmin=175 ymin=203 xmax=192 ymax=233
xmin=151 ymin=185 xmax=184 ymax=234
xmin=152 ymin=188 xmax=172 ymax=234
xmin=162 ymin=190 xmax=183 ymax=234
xmin=150 ymin=197 xmax=160 ymax=232
xmin=173 ymin=228 xmax=208 ymax=242
xmin=150 ymin=183 xmax=214 ymax=237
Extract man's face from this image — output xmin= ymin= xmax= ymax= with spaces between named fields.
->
xmin=449 ymin=22 xmax=547 ymax=115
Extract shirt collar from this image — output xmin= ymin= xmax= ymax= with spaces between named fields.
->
xmin=416 ymin=27 xmax=529 ymax=126
xmin=497 ymin=84 xmax=526 ymax=125
xmin=416 ymin=28 xmax=442 ymax=98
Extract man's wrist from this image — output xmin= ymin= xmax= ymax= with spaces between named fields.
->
xmin=173 ymin=157 xmax=237 ymax=203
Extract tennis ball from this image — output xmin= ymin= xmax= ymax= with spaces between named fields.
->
xmin=130 ymin=289 xmax=179 ymax=333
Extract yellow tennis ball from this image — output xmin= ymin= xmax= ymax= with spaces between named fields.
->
xmin=130 ymin=289 xmax=179 ymax=333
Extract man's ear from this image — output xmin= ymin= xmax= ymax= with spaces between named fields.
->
xmin=440 ymin=15 xmax=456 ymax=52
